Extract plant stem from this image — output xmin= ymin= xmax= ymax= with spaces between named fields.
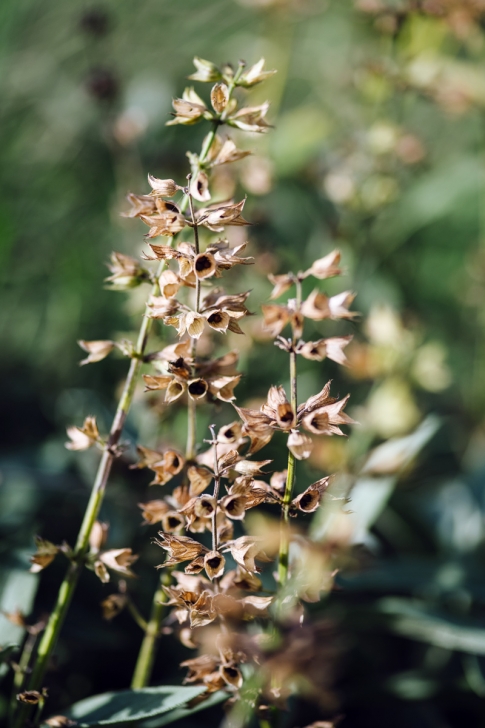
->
xmin=12 ymin=261 xmax=165 ymax=728
xmin=130 ymin=571 xmax=171 ymax=689
xmin=277 ymin=277 xmax=302 ymax=587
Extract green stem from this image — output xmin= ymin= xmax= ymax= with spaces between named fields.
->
xmin=12 ymin=262 xmax=164 ymax=728
xmin=131 ymin=572 xmax=170 ymax=689
xmin=277 ymin=348 xmax=297 ymax=587
xmin=277 ymin=277 xmax=301 ymax=587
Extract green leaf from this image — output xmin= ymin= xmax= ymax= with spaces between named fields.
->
xmin=0 ymin=552 xmax=39 ymax=646
xmin=60 ymin=686 xmax=207 ymax=727
xmin=379 ymin=597 xmax=485 ymax=655
xmin=0 ymin=644 xmax=18 ymax=680
xmin=140 ymin=690 xmax=227 ymax=728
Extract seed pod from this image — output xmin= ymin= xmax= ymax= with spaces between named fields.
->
xmin=204 ymin=550 xmax=225 ymax=580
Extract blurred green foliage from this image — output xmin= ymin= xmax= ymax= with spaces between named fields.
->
xmin=3 ymin=1 xmax=485 ymax=726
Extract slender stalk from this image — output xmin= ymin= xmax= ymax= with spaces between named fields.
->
xmin=12 ymin=261 xmax=165 ymax=728
xmin=130 ymin=571 xmax=171 ymax=689
xmin=9 ymin=631 xmax=37 ymax=720
xmin=277 ymin=277 xmax=302 ymax=587
xmin=126 ymin=598 xmax=148 ymax=632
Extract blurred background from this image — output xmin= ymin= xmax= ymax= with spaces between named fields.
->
xmin=2 ymin=0 xmax=485 ymax=726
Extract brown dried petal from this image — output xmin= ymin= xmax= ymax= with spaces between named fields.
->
xmin=121 ymin=192 xmax=157 ymax=218
xmin=287 ymin=430 xmax=313 ymax=460
xmin=186 ymin=312 xmax=205 ymax=339
xmin=101 ymin=593 xmax=127 ymax=620
xmin=190 ymin=170 xmax=211 ymax=202
xmin=268 ymin=273 xmax=294 ymax=300
xmin=233 ymin=459 xmax=272 ymax=476
xmin=165 ymin=379 xmax=186 ymax=403
xmin=78 ymin=339 xmax=115 ymax=366
xmin=188 ymin=378 xmax=208 ymax=400
xmin=65 ymin=415 xmax=99 ymax=451
xmin=30 ymin=537 xmax=59 ymax=573
xmin=89 ymin=521 xmax=109 ymax=552
xmin=211 ymin=82 xmax=229 ymax=114
xmin=220 ymin=494 xmax=248 ymax=520
xmin=99 ymin=548 xmax=138 ymax=577
xmin=147 ymin=174 xmax=178 ymax=197
xmin=204 ymin=550 xmax=226 ymax=580
xmin=194 ymin=495 xmax=216 ymax=519
xmin=261 ymin=304 xmax=291 ymax=337
xmin=188 ymin=465 xmax=213 ymax=496
xmin=220 ymin=664 xmax=243 ymax=689
xmin=303 ymin=250 xmax=342 ymax=280
xmin=138 ymin=500 xmax=170 ymax=525
xmin=143 ymin=374 xmax=173 ymax=392
xmin=155 ymin=533 xmax=207 ymax=568
xmin=159 ymin=269 xmax=181 ymax=299
xmin=292 ymin=476 xmax=331 ymax=513
xmin=204 ymin=310 xmax=230 ymax=333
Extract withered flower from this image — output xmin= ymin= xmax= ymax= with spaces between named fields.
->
xmin=204 ymin=550 xmax=226 ymax=580
xmin=235 ymin=385 xmax=295 ymax=452
xmin=222 ymin=536 xmax=271 ymax=573
xmin=78 ymin=339 xmax=115 ymax=366
xmin=89 ymin=521 xmax=109 ymax=552
xmin=211 ymin=82 xmax=229 ymax=114
xmin=261 ymin=303 xmax=301 ymax=338
xmin=96 ymin=549 xmax=138 ymax=582
xmin=17 ymin=691 xmax=45 ymax=705
xmin=298 ymin=383 xmax=356 ymax=436
xmin=197 ymin=199 xmax=250 ymax=231
xmin=229 ymin=103 xmax=271 ymax=133
xmin=181 ymin=654 xmax=219 ymax=683
xmin=30 ymin=537 xmax=59 ymax=573
xmin=147 ymin=174 xmax=179 ymax=197
xmin=138 ymin=499 xmax=169 ymax=525
xmin=105 ymin=251 xmax=150 ymax=289
xmin=158 ymin=269 xmax=181 ymax=299
xmin=132 ymin=446 xmax=184 ymax=486
xmin=287 ymin=430 xmax=314 ymax=461
xmin=208 ymin=136 xmax=251 ymax=166
xmin=121 ymin=192 xmax=157 ymax=218
xmin=155 ymin=533 xmax=208 ymax=568
xmin=187 ymin=465 xmax=213 ymax=496
xmin=101 ymin=593 xmax=127 ymax=620
xmin=296 ymin=336 xmax=353 ymax=366
xmin=238 ymin=58 xmax=276 ymax=87
xmin=292 ymin=477 xmax=331 ymax=514
xmin=65 ymin=415 xmax=99 ymax=451
xmin=302 ymin=250 xmax=343 ymax=280
xmin=188 ymin=57 xmax=222 ymax=83
xmin=262 ymin=385 xmax=296 ymax=430
xmin=166 ymin=87 xmax=208 ymax=126
xmin=140 ymin=207 xmax=187 ymax=238
xmin=147 ymin=295 xmax=179 ymax=319
xmin=301 ymin=290 xmax=357 ymax=321
xmin=189 ymin=170 xmax=211 ymax=203
xmin=267 ymin=273 xmax=295 ymax=300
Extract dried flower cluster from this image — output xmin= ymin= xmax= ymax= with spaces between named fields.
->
xmin=14 ymin=55 xmax=356 ymax=728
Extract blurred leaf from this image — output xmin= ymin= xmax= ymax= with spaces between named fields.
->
xmin=62 ymin=686 xmax=207 ymax=726
xmin=0 ymin=552 xmax=38 ymax=646
xmin=139 ymin=690 xmax=227 ymax=728
xmin=362 ymin=415 xmax=441 ymax=475
xmin=380 ymin=597 xmax=485 ymax=655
